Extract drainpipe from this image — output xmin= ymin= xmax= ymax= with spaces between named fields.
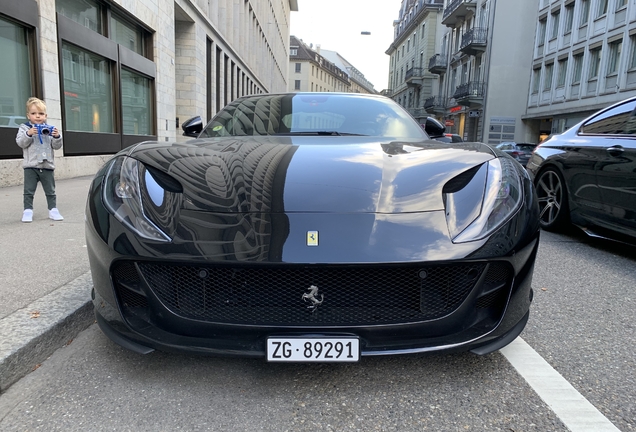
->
xmin=480 ymin=0 xmax=496 ymax=143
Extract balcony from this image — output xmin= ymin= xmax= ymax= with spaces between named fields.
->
xmin=394 ymin=0 xmax=445 ymax=39
xmin=405 ymin=67 xmax=424 ymax=87
xmin=424 ymin=96 xmax=448 ymax=114
xmin=452 ymin=81 xmax=485 ymax=107
xmin=460 ymin=27 xmax=487 ymax=56
xmin=408 ymin=107 xmax=428 ymax=120
xmin=442 ymin=0 xmax=476 ymax=27
xmin=428 ymin=54 xmax=448 ymax=75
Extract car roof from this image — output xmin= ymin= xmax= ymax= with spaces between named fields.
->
xmin=234 ymin=92 xmax=388 ymax=101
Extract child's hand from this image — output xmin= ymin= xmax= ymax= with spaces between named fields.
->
xmin=27 ymin=126 xmax=37 ymax=137
xmin=52 ymin=127 xmax=60 ymax=138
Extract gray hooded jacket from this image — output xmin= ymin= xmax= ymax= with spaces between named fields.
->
xmin=16 ymin=123 xmax=63 ymax=170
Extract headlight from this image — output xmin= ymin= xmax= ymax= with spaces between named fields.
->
xmin=444 ymin=157 xmax=523 ymax=243
xmin=102 ymin=156 xmax=172 ymax=242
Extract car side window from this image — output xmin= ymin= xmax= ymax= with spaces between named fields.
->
xmin=579 ymin=100 xmax=636 ymax=135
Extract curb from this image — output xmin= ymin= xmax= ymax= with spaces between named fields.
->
xmin=0 ymin=272 xmax=94 ymax=393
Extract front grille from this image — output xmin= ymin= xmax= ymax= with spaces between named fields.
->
xmin=112 ymin=262 xmax=148 ymax=308
xmin=115 ymin=261 xmax=504 ymax=326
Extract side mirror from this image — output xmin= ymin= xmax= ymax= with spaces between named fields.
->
xmin=182 ymin=116 xmax=203 ymax=137
xmin=423 ymin=116 xmax=445 ymax=138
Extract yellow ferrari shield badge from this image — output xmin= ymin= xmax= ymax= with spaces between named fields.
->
xmin=306 ymin=231 xmax=319 ymax=246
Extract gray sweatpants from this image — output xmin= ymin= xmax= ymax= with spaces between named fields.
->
xmin=23 ymin=168 xmax=57 ymax=210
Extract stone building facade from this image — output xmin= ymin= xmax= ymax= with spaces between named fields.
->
xmin=288 ymin=36 xmax=376 ymax=94
xmin=0 ymin=0 xmax=297 ymax=187
xmin=288 ymin=36 xmax=351 ymax=93
xmin=525 ymin=0 xmax=636 ymax=141
xmin=388 ymin=0 xmax=539 ymax=143
xmin=320 ymin=50 xmax=376 ymax=94
xmin=386 ymin=0 xmax=445 ymax=124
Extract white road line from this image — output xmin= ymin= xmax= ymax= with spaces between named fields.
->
xmin=500 ymin=337 xmax=621 ymax=432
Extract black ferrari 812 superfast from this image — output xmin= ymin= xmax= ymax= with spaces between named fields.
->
xmin=86 ymin=93 xmax=540 ymax=361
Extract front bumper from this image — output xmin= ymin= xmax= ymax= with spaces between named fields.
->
xmin=88 ymin=229 xmax=538 ymax=357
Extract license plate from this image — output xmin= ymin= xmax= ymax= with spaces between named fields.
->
xmin=267 ymin=337 xmax=360 ymax=362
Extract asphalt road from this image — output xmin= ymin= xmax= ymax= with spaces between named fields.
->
xmin=0 ymin=228 xmax=634 ymax=431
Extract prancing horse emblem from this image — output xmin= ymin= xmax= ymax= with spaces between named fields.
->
xmin=302 ymin=285 xmax=324 ymax=312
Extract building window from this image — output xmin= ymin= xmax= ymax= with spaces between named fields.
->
xmin=121 ymin=68 xmax=152 ymax=135
xmin=290 ymin=47 xmax=298 ymax=56
xmin=537 ymin=18 xmax=547 ymax=46
xmin=56 ymin=0 xmax=102 ymax=33
xmin=61 ymin=43 xmax=114 ymax=133
xmin=57 ymin=1 xmax=155 ymax=155
xmin=110 ymin=14 xmax=146 ymax=56
xmin=588 ymin=47 xmax=602 ymax=79
xmin=607 ymin=40 xmax=622 ymax=75
xmin=0 ymin=16 xmax=32 ymax=128
xmin=532 ymin=68 xmax=541 ymax=93
xmin=475 ymin=55 xmax=482 ymax=81
xmin=557 ymin=58 xmax=568 ymax=87
xmin=454 ymin=27 xmax=461 ymax=51
xmin=596 ymin=0 xmax=608 ymax=18
xmin=294 ymin=80 xmax=301 ymax=90
xmin=550 ymin=10 xmax=560 ymax=40
xmin=0 ymin=6 xmax=40 ymax=159
xmin=564 ymin=3 xmax=574 ymax=34
xmin=616 ymin=0 xmax=627 ymax=10
xmin=57 ymin=0 xmax=151 ymax=58
xmin=295 ymin=63 xmax=301 ymax=73
xmin=580 ymin=0 xmax=590 ymax=26
xmin=573 ymin=53 xmax=583 ymax=83
xmin=629 ymin=36 xmax=636 ymax=70
xmin=543 ymin=63 xmax=554 ymax=91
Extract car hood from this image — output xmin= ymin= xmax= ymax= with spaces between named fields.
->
xmin=130 ymin=136 xmax=495 ymax=214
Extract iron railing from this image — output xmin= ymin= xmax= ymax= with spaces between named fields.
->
xmin=460 ymin=27 xmax=487 ymax=51
xmin=443 ymin=0 xmax=476 ymax=22
xmin=453 ymin=81 xmax=485 ymax=99
xmin=405 ymin=67 xmax=424 ymax=80
xmin=424 ymin=96 xmax=448 ymax=110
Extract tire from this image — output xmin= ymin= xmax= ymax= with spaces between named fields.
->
xmin=535 ymin=167 xmax=570 ymax=230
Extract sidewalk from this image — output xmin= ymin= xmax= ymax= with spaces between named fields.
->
xmin=0 ymin=175 xmax=96 ymax=393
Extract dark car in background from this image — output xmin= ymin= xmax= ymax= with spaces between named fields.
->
xmin=495 ymin=142 xmax=537 ymax=166
xmin=86 ymin=92 xmax=540 ymax=361
xmin=527 ymin=96 xmax=636 ymax=243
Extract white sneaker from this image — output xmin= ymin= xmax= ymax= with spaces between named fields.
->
xmin=22 ymin=209 xmax=33 ymax=223
xmin=49 ymin=208 xmax=64 ymax=221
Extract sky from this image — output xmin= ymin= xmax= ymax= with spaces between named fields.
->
xmin=289 ymin=0 xmax=404 ymax=91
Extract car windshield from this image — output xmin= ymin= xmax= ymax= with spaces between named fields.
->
xmin=497 ymin=142 xmax=516 ymax=150
xmin=200 ymin=93 xmax=428 ymax=139
xmin=516 ymin=143 xmax=537 ymax=151
xmin=0 ymin=116 xmax=26 ymax=127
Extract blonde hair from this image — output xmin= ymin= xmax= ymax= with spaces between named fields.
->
xmin=26 ymin=97 xmax=47 ymax=113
